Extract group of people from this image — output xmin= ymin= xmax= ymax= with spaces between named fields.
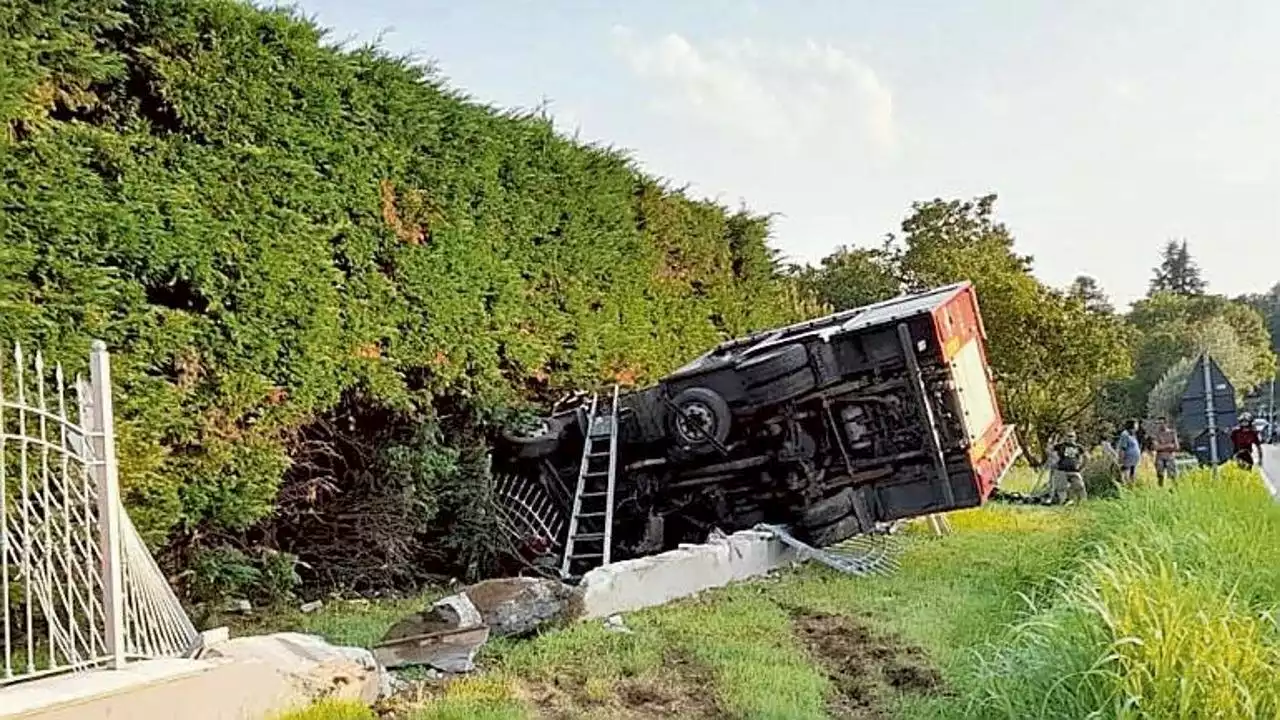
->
xmin=1046 ymin=413 xmax=1267 ymax=505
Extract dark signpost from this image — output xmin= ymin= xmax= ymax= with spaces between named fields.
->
xmin=1178 ymin=353 xmax=1236 ymax=473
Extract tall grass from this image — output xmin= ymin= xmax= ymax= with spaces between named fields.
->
xmin=973 ymin=466 xmax=1280 ymax=718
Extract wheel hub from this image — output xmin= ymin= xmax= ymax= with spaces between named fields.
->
xmin=676 ymin=401 xmax=715 ymax=444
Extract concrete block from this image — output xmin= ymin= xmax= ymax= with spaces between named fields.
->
xmin=576 ymin=528 xmax=798 ymax=619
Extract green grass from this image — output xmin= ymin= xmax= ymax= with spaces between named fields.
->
xmin=385 ymin=504 xmax=1091 ymax=719
xmin=274 ymin=463 xmax=1280 ymax=719
xmin=222 ymin=593 xmax=440 ymax=649
xmin=275 ymin=700 xmax=377 ymax=720
xmin=971 ymin=466 xmax=1280 ymax=719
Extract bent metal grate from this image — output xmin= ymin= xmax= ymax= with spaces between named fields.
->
xmin=1 ymin=341 xmax=198 ymax=686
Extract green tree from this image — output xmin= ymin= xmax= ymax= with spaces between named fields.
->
xmin=1125 ymin=292 xmax=1275 ymax=417
xmin=1068 ymin=275 xmax=1114 ymax=314
xmin=1237 ymin=283 xmax=1280 ymax=357
xmin=0 ymin=0 xmax=809 ymax=593
xmin=1149 ymin=239 xmax=1207 ymax=296
xmin=791 ymin=244 xmax=898 ymax=311
xmin=891 ymin=195 xmax=1131 ymax=460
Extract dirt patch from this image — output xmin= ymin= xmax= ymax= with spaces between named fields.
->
xmin=517 ymin=654 xmax=726 ymax=719
xmin=789 ymin=609 xmax=945 ymax=719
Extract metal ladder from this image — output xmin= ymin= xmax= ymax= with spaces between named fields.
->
xmin=560 ymin=385 xmax=621 ymax=579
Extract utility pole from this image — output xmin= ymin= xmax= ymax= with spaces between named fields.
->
xmin=1202 ymin=352 xmax=1219 ymax=478
xmin=1269 ymin=376 xmax=1275 ymax=443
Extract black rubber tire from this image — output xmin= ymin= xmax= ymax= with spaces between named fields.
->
xmin=798 ymin=488 xmax=856 ymax=529
xmin=667 ymin=386 xmax=732 ymax=447
xmin=745 ymin=367 xmax=818 ymax=407
xmin=738 ymin=344 xmax=810 ymax=387
xmin=803 ymin=513 xmax=865 ymax=548
xmin=502 ymin=429 xmax=563 ymax=459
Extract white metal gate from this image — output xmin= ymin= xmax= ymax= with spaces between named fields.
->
xmin=1 ymin=341 xmax=198 ymax=686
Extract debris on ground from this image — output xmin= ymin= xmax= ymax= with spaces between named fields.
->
xmin=787 ymin=608 xmax=944 ymax=719
xmin=603 ymin=614 xmax=632 ymax=634
xmin=202 ymin=632 xmax=386 ymax=705
xmin=464 ymin=576 xmax=577 ymax=638
xmin=375 ymin=577 xmax=577 ymax=672
xmin=374 ymin=592 xmax=489 ymax=672
xmin=300 ymin=600 xmax=324 ymax=614
xmin=516 ymin=654 xmax=725 ymax=719
xmin=224 ymin=598 xmax=253 ymax=614
xmin=758 ymin=524 xmax=901 ymax=576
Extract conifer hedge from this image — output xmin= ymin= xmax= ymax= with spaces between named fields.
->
xmin=0 ymin=1 xmax=810 ymax=596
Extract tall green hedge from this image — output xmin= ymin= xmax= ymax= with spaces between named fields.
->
xmin=0 ymin=0 xmax=810 ymax=594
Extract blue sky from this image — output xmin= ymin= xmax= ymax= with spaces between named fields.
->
xmin=293 ymin=0 xmax=1279 ymax=307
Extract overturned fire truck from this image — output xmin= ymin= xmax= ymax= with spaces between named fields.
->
xmin=493 ymin=282 xmax=1021 ymax=577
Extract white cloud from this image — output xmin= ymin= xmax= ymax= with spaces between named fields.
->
xmin=610 ymin=27 xmax=897 ymax=155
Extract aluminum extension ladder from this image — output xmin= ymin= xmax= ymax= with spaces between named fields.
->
xmin=560 ymin=385 xmax=621 ymax=578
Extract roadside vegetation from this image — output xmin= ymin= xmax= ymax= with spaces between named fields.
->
xmin=4 ymin=0 xmax=1275 ymax=604
xmin=267 ymin=464 xmax=1280 ymax=719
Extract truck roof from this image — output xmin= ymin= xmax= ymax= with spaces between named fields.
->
xmin=712 ymin=281 xmax=973 ymax=357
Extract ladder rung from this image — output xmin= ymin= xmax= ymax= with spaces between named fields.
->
xmin=577 ymin=511 xmax=608 ymax=519
xmin=571 ymin=552 xmax=604 ymax=559
xmin=573 ymin=532 xmax=606 ymax=541
xmin=588 ymin=451 xmax=611 ymax=458
xmin=581 ymin=491 xmax=610 ymax=498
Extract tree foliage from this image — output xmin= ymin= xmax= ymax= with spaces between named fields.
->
xmin=1068 ymin=275 xmax=1114 ymax=315
xmin=1124 ymin=292 xmax=1274 ymax=416
xmin=1149 ymin=239 xmax=1207 ymax=297
xmin=789 ymin=244 xmax=898 ymax=312
xmin=0 ymin=0 xmax=810 ymax=594
xmin=1237 ymin=283 xmax=1280 ymax=357
xmin=800 ymin=196 xmax=1132 ymax=460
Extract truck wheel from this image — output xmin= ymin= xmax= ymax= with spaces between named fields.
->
xmin=802 ymin=514 xmax=865 ymax=548
xmin=798 ymin=488 xmax=855 ymax=529
xmin=738 ymin=344 xmax=809 ymax=387
xmin=746 ymin=367 xmax=817 ymax=407
xmin=501 ymin=421 xmax=564 ymax=459
xmin=667 ymin=387 xmax=732 ymax=447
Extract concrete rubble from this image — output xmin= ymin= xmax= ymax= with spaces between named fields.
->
xmin=374 ymin=577 xmax=576 ymax=672
xmin=575 ymin=527 xmax=799 ymax=619
xmin=375 ymin=593 xmax=489 ymax=672
xmin=201 ymin=632 xmax=386 ymax=706
xmin=466 ymin=577 xmax=577 ymax=638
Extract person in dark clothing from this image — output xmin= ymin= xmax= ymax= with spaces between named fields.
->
xmin=1050 ymin=430 xmax=1087 ymax=504
xmin=1231 ymin=415 xmax=1262 ymax=470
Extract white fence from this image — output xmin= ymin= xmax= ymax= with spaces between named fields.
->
xmin=1 ymin=341 xmax=198 ymax=686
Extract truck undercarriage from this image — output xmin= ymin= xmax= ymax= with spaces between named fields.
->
xmin=493 ymin=283 xmax=1021 ymax=577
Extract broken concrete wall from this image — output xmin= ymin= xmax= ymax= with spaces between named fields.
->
xmin=576 ymin=529 xmax=798 ymax=619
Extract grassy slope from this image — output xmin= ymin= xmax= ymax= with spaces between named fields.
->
xmin=274 ymin=464 xmax=1280 ymax=719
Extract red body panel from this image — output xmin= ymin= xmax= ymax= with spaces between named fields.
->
xmin=929 ymin=283 xmax=1018 ymax=501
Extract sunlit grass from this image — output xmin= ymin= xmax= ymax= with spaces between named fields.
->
xmin=972 ymin=466 xmax=1280 ymax=719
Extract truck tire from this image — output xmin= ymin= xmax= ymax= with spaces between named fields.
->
xmin=667 ymin=386 xmax=732 ymax=447
xmin=798 ymin=488 xmax=855 ymax=529
xmin=802 ymin=513 xmax=865 ymax=548
xmin=738 ymin=344 xmax=810 ymax=387
xmin=745 ymin=367 xmax=817 ymax=407
xmin=501 ymin=422 xmax=564 ymax=459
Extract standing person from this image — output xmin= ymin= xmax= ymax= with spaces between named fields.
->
xmin=1152 ymin=417 xmax=1180 ymax=486
xmin=1050 ymin=430 xmax=1088 ymax=504
xmin=1116 ymin=420 xmax=1141 ymax=483
xmin=1230 ymin=414 xmax=1262 ymax=470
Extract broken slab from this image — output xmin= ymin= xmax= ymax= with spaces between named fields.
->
xmin=576 ymin=528 xmax=799 ymax=619
xmin=200 ymin=632 xmax=384 ymax=706
xmin=375 ymin=592 xmax=489 ymax=672
xmin=465 ymin=577 xmax=576 ymax=638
